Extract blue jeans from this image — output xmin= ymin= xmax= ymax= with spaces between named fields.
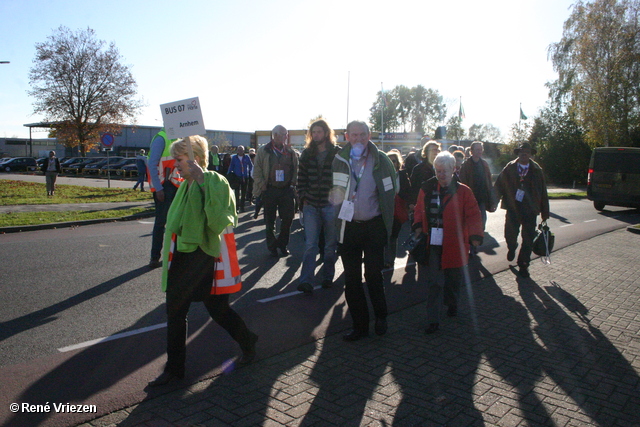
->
xmin=151 ymin=182 xmax=178 ymax=261
xmin=299 ymin=204 xmax=337 ymax=284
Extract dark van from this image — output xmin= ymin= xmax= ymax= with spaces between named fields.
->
xmin=587 ymin=147 xmax=640 ymax=211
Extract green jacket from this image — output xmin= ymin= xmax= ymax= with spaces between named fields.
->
xmin=330 ymin=141 xmax=398 ymax=244
xmin=161 ymin=171 xmax=237 ymax=291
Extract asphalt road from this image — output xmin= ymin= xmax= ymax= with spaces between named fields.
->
xmin=1 ymin=199 xmax=638 ymax=368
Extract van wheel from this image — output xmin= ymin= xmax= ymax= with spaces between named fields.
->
xmin=594 ymin=201 xmax=605 ymax=211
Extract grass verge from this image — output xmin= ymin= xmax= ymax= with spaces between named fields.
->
xmin=0 ymin=180 xmax=152 ymax=205
xmin=548 ymin=191 xmax=587 ymax=199
xmin=0 ymin=207 xmax=154 ymax=227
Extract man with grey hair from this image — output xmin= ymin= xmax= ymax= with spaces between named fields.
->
xmin=253 ymin=125 xmax=299 ymax=257
xmin=331 ymin=120 xmax=397 ymax=341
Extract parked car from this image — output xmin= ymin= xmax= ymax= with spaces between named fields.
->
xmin=64 ymin=158 xmax=105 ymax=174
xmin=100 ymin=158 xmax=136 ymax=175
xmin=120 ymin=163 xmax=140 ymax=177
xmin=83 ymin=157 xmax=124 ymax=175
xmin=2 ymin=157 xmax=38 ymax=172
xmin=587 ymin=147 xmax=640 ymax=210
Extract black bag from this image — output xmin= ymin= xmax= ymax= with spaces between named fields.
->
xmin=532 ymin=221 xmax=554 ymax=257
xmin=403 ymin=233 xmax=428 ymax=265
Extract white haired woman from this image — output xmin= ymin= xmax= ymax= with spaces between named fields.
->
xmin=412 ymin=151 xmax=484 ymax=334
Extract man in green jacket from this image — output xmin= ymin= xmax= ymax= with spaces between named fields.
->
xmin=331 ymin=120 xmax=397 ymax=341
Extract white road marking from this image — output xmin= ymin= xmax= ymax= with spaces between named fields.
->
xmin=584 ymin=219 xmax=597 ymax=223
xmin=560 ymin=224 xmax=574 ymax=228
xmin=58 ymin=323 xmax=167 ymax=352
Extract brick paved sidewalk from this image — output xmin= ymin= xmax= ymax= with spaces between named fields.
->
xmin=83 ymin=229 xmax=640 ymax=427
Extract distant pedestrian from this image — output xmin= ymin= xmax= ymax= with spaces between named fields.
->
xmin=253 ymin=125 xmax=299 ymax=257
xmin=133 ymin=149 xmax=147 ymax=191
xmin=384 ymin=149 xmax=411 ymax=268
xmin=409 ymin=139 xmax=441 ymax=205
xmin=227 ymin=145 xmax=253 ymax=213
xmin=208 ymin=144 xmax=221 ymax=172
xmin=41 ymin=150 xmax=61 ymax=197
xmin=148 ymin=135 xmax=257 ymax=387
xmin=459 ymin=141 xmax=495 ymax=230
xmin=147 ymin=129 xmax=182 ymax=269
xmin=494 ymin=142 xmax=549 ymax=278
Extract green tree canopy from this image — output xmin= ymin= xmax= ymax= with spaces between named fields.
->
xmin=29 ymin=26 xmax=143 ymax=156
xmin=548 ymin=0 xmax=640 ymax=147
xmin=369 ymin=85 xmax=445 ymax=135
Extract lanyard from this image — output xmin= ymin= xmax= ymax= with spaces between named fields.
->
xmin=349 ymin=157 xmax=367 ymax=201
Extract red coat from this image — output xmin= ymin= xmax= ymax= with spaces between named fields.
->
xmin=413 ymin=178 xmax=483 ymax=269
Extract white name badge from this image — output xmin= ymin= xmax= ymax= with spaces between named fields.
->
xmin=275 ymin=170 xmax=285 ymax=182
xmin=338 ymin=200 xmax=355 ymax=222
xmin=515 ymin=189 xmax=525 ymax=202
xmin=430 ymin=227 xmax=444 ymax=245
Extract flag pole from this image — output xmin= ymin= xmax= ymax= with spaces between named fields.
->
xmin=346 ymin=71 xmax=350 ymax=128
xmin=519 ymin=103 xmax=522 ymax=142
xmin=381 ymin=82 xmax=384 ymax=149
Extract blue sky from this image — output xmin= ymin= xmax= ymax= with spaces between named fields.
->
xmin=0 ymin=0 xmax=575 ymax=140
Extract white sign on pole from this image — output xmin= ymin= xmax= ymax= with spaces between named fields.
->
xmin=160 ymin=97 xmax=206 ymax=140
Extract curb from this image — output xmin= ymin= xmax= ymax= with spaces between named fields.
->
xmin=0 ymin=211 xmax=155 ymax=234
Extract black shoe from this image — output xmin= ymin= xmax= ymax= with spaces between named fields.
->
xmin=343 ymin=330 xmax=368 ymax=342
xmin=238 ymin=332 xmax=258 ymax=366
xmin=148 ymin=259 xmax=162 ymax=269
xmin=147 ymin=371 xmax=184 ymax=387
xmin=447 ymin=305 xmax=457 ymax=317
xmin=425 ymin=323 xmax=440 ymax=335
xmin=269 ymin=248 xmax=279 ymax=257
xmin=519 ymin=266 xmax=530 ymax=278
xmin=321 ymin=279 xmax=333 ymax=289
xmin=375 ymin=318 xmax=387 ymax=336
xmin=297 ymin=282 xmax=313 ymax=294
xmin=280 ymin=247 xmax=289 ymax=256
xmin=507 ymin=249 xmax=516 ymax=262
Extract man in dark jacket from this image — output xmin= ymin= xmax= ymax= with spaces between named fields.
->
xmin=494 ymin=142 xmax=549 ymax=278
xmin=41 ymin=150 xmax=62 ymax=197
xmin=253 ymin=125 xmax=299 ymax=257
xmin=458 ymin=141 xmax=495 ymax=230
xmin=296 ymin=119 xmax=341 ymax=293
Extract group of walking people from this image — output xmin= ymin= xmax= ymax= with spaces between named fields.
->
xmin=144 ymin=119 xmax=549 ymax=385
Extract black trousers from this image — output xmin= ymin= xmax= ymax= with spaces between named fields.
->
xmin=263 ymin=186 xmax=295 ymax=251
xmin=504 ymin=208 xmax=537 ymax=268
xmin=340 ymin=215 xmax=388 ymax=333
xmin=165 ymin=248 xmax=251 ymax=376
xmin=233 ymin=179 xmax=248 ymax=211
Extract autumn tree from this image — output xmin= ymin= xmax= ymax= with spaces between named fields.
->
xmin=548 ymin=0 xmax=640 ymax=147
xmin=29 ymin=26 xmax=143 ymax=156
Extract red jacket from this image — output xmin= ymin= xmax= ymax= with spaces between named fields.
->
xmin=413 ymin=177 xmax=483 ymax=269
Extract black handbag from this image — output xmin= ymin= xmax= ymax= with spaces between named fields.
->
xmin=532 ymin=221 xmax=554 ymax=257
xmin=403 ymin=233 xmax=428 ymax=265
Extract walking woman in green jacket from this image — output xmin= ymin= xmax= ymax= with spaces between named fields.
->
xmin=148 ymin=135 xmax=257 ymax=387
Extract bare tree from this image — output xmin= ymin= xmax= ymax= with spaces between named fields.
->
xmin=29 ymin=26 xmax=143 ymax=156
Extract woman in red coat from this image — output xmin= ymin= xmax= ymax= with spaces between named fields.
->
xmin=413 ymin=151 xmax=483 ymax=334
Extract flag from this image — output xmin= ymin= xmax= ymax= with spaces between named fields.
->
xmin=458 ymin=102 xmax=465 ymax=120
xmin=520 ymin=106 xmax=528 ymax=120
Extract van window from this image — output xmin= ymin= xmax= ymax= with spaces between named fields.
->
xmin=593 ymin=152 xmax=640 ymax=174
